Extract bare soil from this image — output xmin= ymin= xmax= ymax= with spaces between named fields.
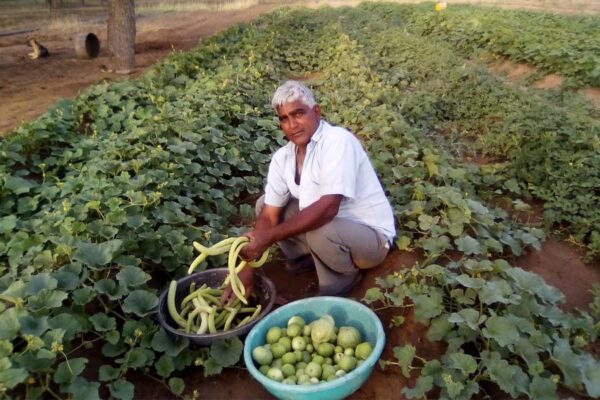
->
xmin=1 ymin=3 xmax=599 ymax=399
xmin=0 ymin=4 xmax=280 ymax=134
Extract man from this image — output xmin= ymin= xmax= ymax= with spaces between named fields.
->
xmin=225 ymin=80 xmax=395 ymax=302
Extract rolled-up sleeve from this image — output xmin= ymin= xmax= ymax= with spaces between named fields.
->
xmin=264 ymin=150 xmax=290 ymax=207
xmin=318 ymin=131 xmax=359 ymax=199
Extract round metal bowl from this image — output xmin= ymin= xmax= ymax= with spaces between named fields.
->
xmin=157 ymin=268 xmax=276 ymax=346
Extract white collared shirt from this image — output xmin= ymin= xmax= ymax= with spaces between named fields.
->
xmin=264 ymin=120 xmax=396 ymax=241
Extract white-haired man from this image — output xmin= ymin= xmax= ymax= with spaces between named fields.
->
xmin=223 ymin=80 xmax=395 ymax=302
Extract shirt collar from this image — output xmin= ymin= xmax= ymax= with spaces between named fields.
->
xmin=310 ymin=120 xmax=324 ymax=144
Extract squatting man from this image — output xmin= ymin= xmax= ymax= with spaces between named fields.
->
xmin=222 ymin=80 xmax=395 ymax=303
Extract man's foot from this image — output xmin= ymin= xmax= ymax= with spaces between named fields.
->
xmin=285 ymin=254 xmax=315 ymax=274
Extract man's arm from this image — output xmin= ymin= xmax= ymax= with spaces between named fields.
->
xmin=241 ymin=194 xmax=343 ymax=260
xmin=222 ymin=194 xmax=342 ymax=305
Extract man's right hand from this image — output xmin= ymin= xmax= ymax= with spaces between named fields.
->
xmin=220 ymin=265 xmax=255 ymax=305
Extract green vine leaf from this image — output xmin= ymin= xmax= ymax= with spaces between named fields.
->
xmin=73 ymin=240 xmax=122 ymax=268
xmin=204 ymin=357 xmax=223 ymax=377
xmin=449 ymin=353 xmax=477 ymax=375
xmin=210 ymin=337 xmax=243 ymax=368
xmin=0 ymin=367 xmax=28 ymax=389
xmin=529 ymin=376 xmax=558 ymax=400
xmin=403 ymin=374 xmax=434 ymax=399
xmin=26 ymin=273 xmax=57 ymax=295
xmin=482 ymin=316 xmax=520 ymax=347
xmin=412 ymin=290 xmax=444 ymax=322
xmin=455 ymin=236 xmax=482 ymax=255
xmin=89 ymin=313 xmax=117 ymax=332
xmin=69 ymin=377 xmax=101 ymax=400
xmin=168 ymin=377 xmax=185 ymax=395
xmin=155 ymin=354 xmax=175 ymax=378
xmin=98 ymin=365 xmax=120 ymax=382
xmin=54 ymin=357 xmax=88 ymax=385
xmin=116 ymin=266 xmax=151 ymax=288
xmin=108 ymin=379 xmax=135 ymax=400
xmin=121 ymin=290 xmax=158 ymax=317
xmin=151 ymin=329 xmax=189 ymax=357
xmin=393 ymin=345 xmax=416 ymax=378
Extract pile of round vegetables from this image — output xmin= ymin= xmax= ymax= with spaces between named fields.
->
xmin=167 ymin=237 xmax=270 ymax=334
xmin=251 ymin=314 xmax=374 ymax=385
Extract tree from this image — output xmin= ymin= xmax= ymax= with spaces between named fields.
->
xmin=107 ymin=0 xmax=136 ymax=74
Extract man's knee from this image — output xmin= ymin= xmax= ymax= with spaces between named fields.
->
xmin=306 ymin=224 xmax=354 ymax=274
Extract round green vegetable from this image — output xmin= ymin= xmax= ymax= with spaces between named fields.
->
xmin=270 ymin=342 xmax=286 ymax=359
xmin=310 ymin=315 xmax=335 ymax=345
xmin=338 ymin=355 xmax=357 ymax=372
xmin=297 ymin=374 xmax=311 ymax=385
xmin=355 ymin=342 xmax=373 ymax=360
xmin=321 ymin=364 xmax=336 ymax=380
xmin=305 ymin=362 xmax=322 ymax=379
xmin=281 ymin=363 xmax=296 ymax=378
xmin=278 ymin=336 xmax=292 ymax=352
xmin=296 ymin=361 xmax=307 ymax=371
xmin=302 ymin=351 xmax=311 ymax=363
xmin=259 ymin=365 xmax=270 ymax=375
xmin=266 ymin=327 xmax=282 ymax=344
xmin=292 ymin=336 xmax=307 ymax=351
xmin=337 ymin=326 xmax=361 ymax=349
xmin=287 ymin=323 xmax=302 ymax=338
xmin=281 ymin=352 xmax=296 ymax=365
xmin=252 ymin=346 xmax=273 ymax=366
xmin=288 ymin=316 xmax=306 ymax=329
xmin=317 ymin=342 xmax=335 ymax=357
xmin=333 ymin=352 xmax=344 ymax=364
xmin=303 ymin=324 xmax=312 ymax=336
xmin=294 ymin=349 xmax=303 ymax=362
xmin=311 ymin=355 xmax=325 ymax=365
xmin=267 ymin=367 xmax=284 ymax=382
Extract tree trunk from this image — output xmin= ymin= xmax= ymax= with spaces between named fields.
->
xmin=107 ymin=0 xmax=136 ymax=74
xmin=46 ymin=0 xmax=56 ymax=17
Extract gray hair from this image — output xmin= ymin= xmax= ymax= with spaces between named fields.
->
xmin=271 ymin=80 xmax=317 ymax=110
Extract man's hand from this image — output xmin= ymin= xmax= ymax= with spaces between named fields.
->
xmin=220 ymin=266 xmax=255 ymax=305
xmin=240 ymin=230 xmax=272 ymax=261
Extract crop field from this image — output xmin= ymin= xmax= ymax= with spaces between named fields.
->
xmin=0 ymin=2 xmax=599 ymax=399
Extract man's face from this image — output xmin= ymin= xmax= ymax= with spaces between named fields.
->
xmin=276 ymin=100 xmax=322 ymax=149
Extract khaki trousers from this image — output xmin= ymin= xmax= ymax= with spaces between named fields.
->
xmin=256 ymin=196 xmax=390 ymax=295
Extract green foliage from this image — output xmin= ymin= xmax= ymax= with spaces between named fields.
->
xmin=366 ymin=259 xmax=600 ymax=399
xmin=382 ymin=2 xmax=600 ymax=87
xmin=0 ymin=3 xmax=598 ymax=399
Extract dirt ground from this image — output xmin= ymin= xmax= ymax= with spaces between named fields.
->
xmin=135 ymin=240 xmax=600 ymax=400
xmin=1 ymin=2 xmax=600 ymax=399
